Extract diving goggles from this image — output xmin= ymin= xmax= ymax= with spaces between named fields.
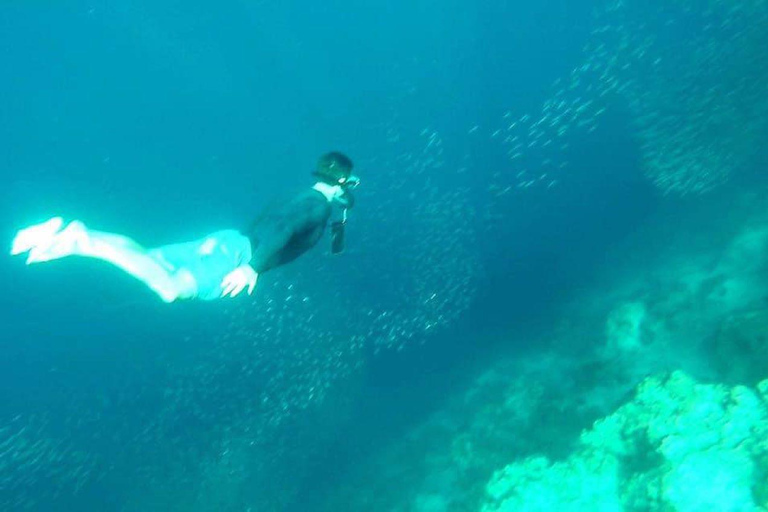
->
xmin=339 ymin=174 xmax=360 ymax=189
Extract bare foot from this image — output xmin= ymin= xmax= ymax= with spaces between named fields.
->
xmin=26 ymin=220 xmax=89 ymax=264
xmin=11 ymin=217 xmax=64 ymax=257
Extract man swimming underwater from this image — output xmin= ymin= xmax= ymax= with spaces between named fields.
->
xmin=10 ymin=152 xmax=359 ymax=302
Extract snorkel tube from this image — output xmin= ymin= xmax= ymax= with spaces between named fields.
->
xmin=330 ymin=174 xmax=359 ymax=254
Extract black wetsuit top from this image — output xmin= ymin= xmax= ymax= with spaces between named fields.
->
xmin=246 ymin=189 xmax=333 ymax=274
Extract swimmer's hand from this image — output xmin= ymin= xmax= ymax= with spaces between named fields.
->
xmin=221 ymin=264 xmax=258 ymax=298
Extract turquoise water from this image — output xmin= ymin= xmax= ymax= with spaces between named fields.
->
xmin=1 ymin=0 xmax=767 ymax=510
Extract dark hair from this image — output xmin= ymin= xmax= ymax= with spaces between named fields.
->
xmin=314 ymin=152 xmax=354 ymax=183
xmin=319 ymin=152 xmax=353 ymax=171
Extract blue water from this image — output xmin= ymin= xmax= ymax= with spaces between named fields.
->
xmin=1 ymin=1 xmax=765 ymax=510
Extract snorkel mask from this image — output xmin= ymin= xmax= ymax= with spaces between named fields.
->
xmin=338 ymin=174 xmax=360 ymax=189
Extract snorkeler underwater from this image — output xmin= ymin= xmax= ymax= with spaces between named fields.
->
xmin=11 ymin=152 xmax=359 ymax=302
xmin=2 ymin=0 xmax=768 ymax=510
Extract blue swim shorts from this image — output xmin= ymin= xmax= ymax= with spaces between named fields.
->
xmin=150 ymin=229 xmax=252 ymax=301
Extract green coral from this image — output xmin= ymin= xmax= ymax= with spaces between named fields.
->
xmin=481 ymin=372 xmax=768 ymax=511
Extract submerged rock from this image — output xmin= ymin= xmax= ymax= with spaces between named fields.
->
xmin=604 ymin=301 xmax=648 ymax=355
xmin=712 ymin=307 xmax=768 ymax=386
xmin=481 ymin=371 xmax=768 ymax=511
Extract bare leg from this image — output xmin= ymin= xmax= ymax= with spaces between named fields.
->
xmin=11 ymin=218 xmax=195 ymax=302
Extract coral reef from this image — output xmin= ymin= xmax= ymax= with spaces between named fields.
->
xmin=320 ymin=197 xmax=768 ymax=512
xmin=482 ymin=371 xmax=768 ymax=511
